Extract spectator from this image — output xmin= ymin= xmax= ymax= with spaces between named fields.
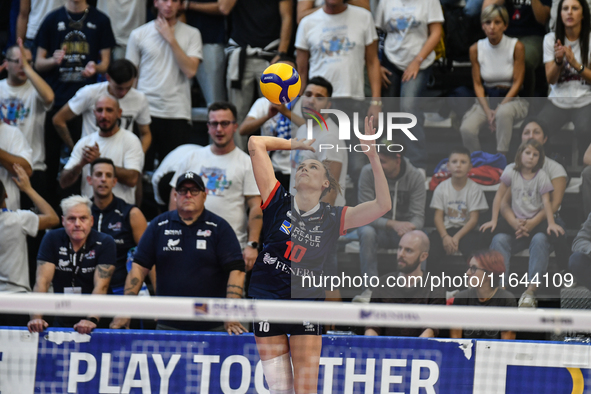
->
xmin=296 ymin=0 xmax=381 ymax=182
xmin=221 ymin=0 xmax=293 ymax=149
xmin=483 ymin=0 xmax=551 ymax=97
xmin=16 ymin=0 xmax=66 ymax=54
xmin=569 ymin=212 xmax=591 ymax=289
xmin=375 ymin=0 xmax=443 ymax=171
xmin=450 ymin=250 xmax=517 ymax=339
xmin=169 ymin=102 xmax=262 ymax=270
xmin=97 ymin=0 xmax=146 ymax=60
xmin=499 ymin=118 xmax=569 ymax=261
xmin=296 ymin=0 xmax=380 ymax=102
xmin=0 ymin=165 xmax=58 ymax=326
xmin=428 ymin=147 xmax=489 ymax=275
xmin=0 ymin=39 xmax=54 ymax=200
xmin=365 ymin=230 xmax=446 ymax=337
xmin=538 ymin=0 xmax=591 ymax=157
xmin=0 ymin=120 xmax=33 ymax=211
xmin=88 ymin=158 xmax=148 ymax=294
xmin=482 ymin=139 xmax=564 ymax=308
xmin=183 ymin=0 xmax=227 ymax=105
xmin=111 ymin=172 xmax=247 ymax=333
xmin=296 ymin=0 xmax=370 ymax=23
xmin=353 ymin=143 xmax=426 ymax=303
xmin=126 ymin=0 xmax=202 ymax=170
xmin=34 ymin=0 xmax=116 ymax=209
xmin=289 ymin=77 xmax=348 ymax=206
xmin=240 ymin=58 xmax=305 ymax=189
xmin=583 ymin=143 xmax=591 ymax=217
xmin=27 ymin=195 xmax=116 ymax=334
xmin=151 ymin=143 xmax=202 ymax=208
xmin=459 ymin=5 xmax=528 ymax=156
xmin=52 ymin=59 xmax=152 ymax=153
xmin=60 ymin=95 xmax=144 ymax=205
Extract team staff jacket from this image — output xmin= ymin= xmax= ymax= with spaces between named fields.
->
xmin=249 ymin=182 xmax=347 ymax=300
xmin=37 ymin=228 xmax=116 ymax=294
xmin=134 ymin=209 xmax=245 ymax=330
xmin=91 ymin=196 xmax=136 ymax=290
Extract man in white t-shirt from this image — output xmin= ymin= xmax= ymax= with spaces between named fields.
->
xmin=126 ymin=0 xmax=203 ymax=170
xmin=169 ymin=102 xmax=262 ymax=270
xmin=16 ymin=0 xmax=66 ymax=52
xmin=295 ymin=0 xmax=381 ymax=101
xmin=0 ymin=165 xmax=59 ymax=326
xmin=289 ymin=76 xmax=348 ymax=207
xmin=60 ymin=95 xmax=144 ymax=204
xmin=0 ymin=122 xmax=33 ymax=211
xmin=52 ymin=59 xmax=151 ymax=153
xmin=151 ymin=144 xmax=202 ymax=208
xmin=0 ymin=39 xmax=54 ymax=201
xmin=97 ymin=0 xmax=146 ymax=60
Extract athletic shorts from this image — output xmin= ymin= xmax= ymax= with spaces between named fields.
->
xmin=253 ymin=319 xmax=322 ymax=337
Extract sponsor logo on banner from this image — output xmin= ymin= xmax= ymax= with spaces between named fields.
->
xmin=209 ymin=300 xmax=257 ymax=319
xmin=359 ymin=309 xmax=420 ymax=322
xmin=194 ymin=303 xmax=208 ymax=315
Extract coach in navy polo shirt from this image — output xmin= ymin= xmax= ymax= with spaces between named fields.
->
xmin=28 ymin=195 xmax=116 ymax=334
xmin=110 ymin=172 xmax=247 ymax=333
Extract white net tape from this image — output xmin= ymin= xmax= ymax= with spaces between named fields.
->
xmin=0 ymin=293 xmax=589 ymax=332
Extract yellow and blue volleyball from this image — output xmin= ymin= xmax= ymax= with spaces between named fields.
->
xmin=260 ymin=63 xmax=301 ymax=105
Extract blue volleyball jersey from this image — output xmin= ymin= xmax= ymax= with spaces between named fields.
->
xmin=91 ymin=196 xmax=135 ymax=289
xmin=249 ymin=182 xmax=348 ymax=300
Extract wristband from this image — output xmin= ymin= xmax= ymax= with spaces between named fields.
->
xmin=370 ymin=100 xmax=382 ymax=106
xmin=86 ymin=317 xmax=99 ymax=325
xmin=577 ymin=64 xmax=585 ymax=74
xmin=555 ymin=58 xmax=563 ymax=65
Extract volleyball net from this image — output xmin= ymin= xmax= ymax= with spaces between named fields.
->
xmin=1 ymin=293 xmax=591 ymax=393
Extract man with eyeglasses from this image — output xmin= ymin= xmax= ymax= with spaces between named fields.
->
xmin=111 ymin=171 xmax=247 ymax=334
xmin=1 ymin=38 xmax=51 ymax=204
xmin=169 ymin=102 xmax=262 ymax=271
xmin=364 ymin=230 xmax=445 ymax=337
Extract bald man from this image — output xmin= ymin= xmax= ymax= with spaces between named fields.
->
xmin=365 ymin=230 xmax=446 ymax=338
xmin=60 ymin=95 xmax=144 ymax=204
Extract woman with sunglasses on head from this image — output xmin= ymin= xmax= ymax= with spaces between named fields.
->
xmin=450 ymin=249 xmax=517 ymax=340
xmin=247 ymin=116 xmax=391 ymax=394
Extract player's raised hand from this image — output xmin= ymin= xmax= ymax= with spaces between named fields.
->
xmin=360 ymin=116 xmax=379 ymax=159
xmin=290 ymin=138 xmax=316 ymax=152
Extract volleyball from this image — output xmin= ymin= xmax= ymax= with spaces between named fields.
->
xmin=259 ymin=63 xmax=301 ymax=105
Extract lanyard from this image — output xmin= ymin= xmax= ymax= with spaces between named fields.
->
xmin=68 ymin=242 xmax=85 ymax=288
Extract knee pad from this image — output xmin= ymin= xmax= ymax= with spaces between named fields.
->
xmin=261 ymin=353 xmax=294 ymax=394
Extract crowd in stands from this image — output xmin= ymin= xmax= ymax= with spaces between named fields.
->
xmin=1 ymin=0 xmax=591 ymax=340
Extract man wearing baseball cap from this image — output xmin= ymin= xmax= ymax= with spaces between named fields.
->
xmin=111 ymin=171 xmax=247 ymax=334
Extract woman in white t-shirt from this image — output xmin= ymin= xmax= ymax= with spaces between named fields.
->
xmin=539 ymin=0 xmax=591 ymax=149
xmin=459 ymin=5 xmax=528 ymax=156
xmin=375 ymin=0 xmax=444 ymax=170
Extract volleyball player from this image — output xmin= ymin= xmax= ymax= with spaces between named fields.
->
xmin=247 ymin=116 xmax=391 ymax=393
